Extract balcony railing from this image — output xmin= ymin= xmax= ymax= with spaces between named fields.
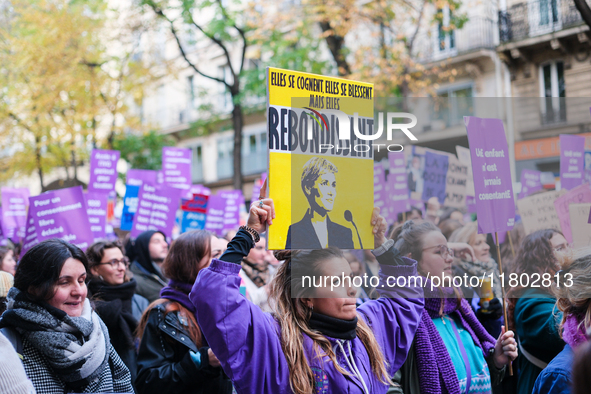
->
xmin=413 ymin=16 xmax=497 ymax=63
xmin=499 ymin=0 xmax=587 ymax=43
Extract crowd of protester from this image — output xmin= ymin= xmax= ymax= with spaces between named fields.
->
xmin=0 ymin=194 xmax=590 ymax=394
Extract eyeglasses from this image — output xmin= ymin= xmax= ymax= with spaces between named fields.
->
xmin=98 ymin=257 xmax=130 ymax=269
xmin=422 ymin=245 xmax=454 ymax=259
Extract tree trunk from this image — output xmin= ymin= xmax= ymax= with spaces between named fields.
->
xmin=35 ymin=138 xmax=44 ymax=192
xmin=71 ymin=149 xmax=78 ymax=181
xmin=574 ymin=0 xmax=591 ymax=30
xmin=318 ymin=20 xmax=351 ymax=76
xmin=231 ymin=98 xmax=244 ymax=191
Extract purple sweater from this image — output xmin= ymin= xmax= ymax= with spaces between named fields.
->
xmin=191 ymin=251 xmax=424 ymax=393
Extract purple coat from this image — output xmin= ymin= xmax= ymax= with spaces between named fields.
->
xmin=191 ymin=259 xmax=424 ymax=394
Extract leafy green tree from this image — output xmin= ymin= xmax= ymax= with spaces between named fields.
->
xmin=111 ymin=129 xmax=175 ymax=172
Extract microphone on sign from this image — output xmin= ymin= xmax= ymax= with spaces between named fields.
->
xmin=344 ymin=210 xmax=363 ymax=249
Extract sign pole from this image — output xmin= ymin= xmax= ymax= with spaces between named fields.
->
xmin=495 ymin=231 xmax=513 ymax=375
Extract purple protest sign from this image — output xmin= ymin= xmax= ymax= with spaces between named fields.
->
xmin=464 ymin=116 xmax=515 ymax=234
xmin=131 ymin=183 xmax=182 ymax=238
xmin=185 ymin=184 xmax=211 ymax=199
xmin=127 ymin=169 xmax=157 ymax=187
xmin=21 ymin=209 xmax=38 ymax=257
xmin=388 ymin=152 xmax=411 ymax=219
xmin=560 ymin=135 xmax=585 ymax=190
xmin=519 ymin=169 xmax=543 ymax=199
xmin=1 ymin=187 xmax=29 ymax=241
xmin=422 ymin=151 xmax=449 ymax=204
xmin=218 ymin=190 xmax=243 ymax=233
xmin=373 ymin=162 xmax=390 ymax=221
xmin=162 ymin=147 xmax=192 ymax=190
xmin=30 ymin=186 xmax=94 ymax=250
xmin=84 ymin=192 xmax=109 ymax=240
xmin=88 ymin=149 xmax=120 ymax=192
xmin=204 ymin=195 xmax=227 ymax=237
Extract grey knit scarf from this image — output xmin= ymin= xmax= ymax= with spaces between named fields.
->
xmin=0 ymin=287 xmax=109 ymax=389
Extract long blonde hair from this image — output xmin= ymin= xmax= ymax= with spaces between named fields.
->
xmin=269 ymin=248 xmax=391 ymax=394
xmin=554 ymin=249 xmax=591 ymax=338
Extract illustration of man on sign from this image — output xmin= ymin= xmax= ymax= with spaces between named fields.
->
xmin=286 ymin=157 xmax=355 ymax=249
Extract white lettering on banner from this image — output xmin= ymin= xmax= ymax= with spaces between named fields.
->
xmin=478 ymin=190 xmax=512 ymax=200
xmin=41 ymin=227 xmax=64 ymax=237
xmin=95 ymin=153 xmax=112 ymax=160
xmin=87 ymin=209 xmax=106 ymax=216
xmin=87 ymin=199 xmax=101 ymax=208
xmin=39 ymin=219 xmax=54 ymax=227
xmin=165 ymin=157 xmax=191 ymax=164
xmin=144 ymin=193 xmax=169 ymax=203
xmin=91 ymin=226 xmax=102 ymax=232
xmin=36 ymin=202 xmax=83 ymax=217
xmin=484 ymin=177 xmax=502 ymax=186
xmin=152 ymin=203 xmax=169 ymax=212
xmin=92 ymin=183 xmax=113 ymax=189
xmin=138 ymin=208 xmax=151 ymax=215
xmin=150 ymin=211 xmax=167 ymax=219
xmin=563 ymin=173 xmax=582 ymax=178
xmin=89 ymin=217 xmax=100 ymax=224
xmin=62 ymin=234 xmax=77 ymax=242
xmin=93 ymin=168 xmax=115 ymax=175
xmin=34 ymin=199 xmax=50 ymax=207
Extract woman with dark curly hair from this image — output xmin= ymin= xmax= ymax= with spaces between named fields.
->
xmin=86 ymin=240 xmax=149 ymax=386
xmin=506 ymin=229 xmax=569 ymax=394
xmin=0 ymin=239 xmax=133 ymax=393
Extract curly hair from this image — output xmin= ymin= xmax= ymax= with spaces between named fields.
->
xmin=506 ymin=229 xmax=562 ymax=328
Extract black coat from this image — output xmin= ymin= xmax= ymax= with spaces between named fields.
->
xmin=285 ymin=211 xmax=354 ymax=249
xmin=135 ymin=303 xmax=233 ymax=394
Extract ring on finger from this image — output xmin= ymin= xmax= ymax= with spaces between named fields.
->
xmin=258 ymin=200 xmax=264 ymax=208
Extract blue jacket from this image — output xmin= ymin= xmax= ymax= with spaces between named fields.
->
xmin=532 ymin=344 xmax=573 ymax=394
xmin=191 ymin=242 xmax=424 ymax=393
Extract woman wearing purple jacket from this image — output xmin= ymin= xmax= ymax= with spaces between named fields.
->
xmin=191 ymin=192 xmax=425 ymax=394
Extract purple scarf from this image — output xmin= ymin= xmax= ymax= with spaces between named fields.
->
xmin=160 ymin=280 xmax=195 ymax=314
xmin=563 ymin=314 xmax=588 ymax=349
xmin=414 ymin=285 xmax=496 ymax=394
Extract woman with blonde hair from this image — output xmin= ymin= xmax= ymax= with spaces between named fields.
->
xmin=191 ymin=190 xmax=425 ymax=394
xmin=532 ymin=249 xmax=591 ymax=394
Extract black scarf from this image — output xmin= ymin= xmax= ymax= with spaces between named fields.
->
xmin=87 ymin=278 xmax=138 ymax=350
xmin=308 ymin=312 xmax=358 ymax=340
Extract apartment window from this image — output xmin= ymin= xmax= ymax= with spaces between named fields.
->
xmin=528 ymin=0 xmax=561 ymax=36
xmin=217 ymin=136 xmax=233 ymax=179
xmin=437 ymin=7 xmax=456 ymax=53
xmin=436 ymin=86 xmax=473 ymax=127
xmin=242 ymin=132 xmax=267 ymax=175
xmin=539 ymin=61 xmax=566 ymax=124
xmin=187 ymin=75 xmax=195 ymax=106
xmin=192 ymin=145 xmax=203 ymax=182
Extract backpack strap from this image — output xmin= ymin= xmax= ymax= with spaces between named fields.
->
xmin=517 ymin=337 xmax=548 ymax=369
xmin=1 ymin=327 xmax=23 ymax=359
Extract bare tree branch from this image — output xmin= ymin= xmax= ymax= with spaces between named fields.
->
xmin=147 ymin=2 xmax=229 ymax=87
xmin=214 ymin=0 xmax=248 ymax=75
